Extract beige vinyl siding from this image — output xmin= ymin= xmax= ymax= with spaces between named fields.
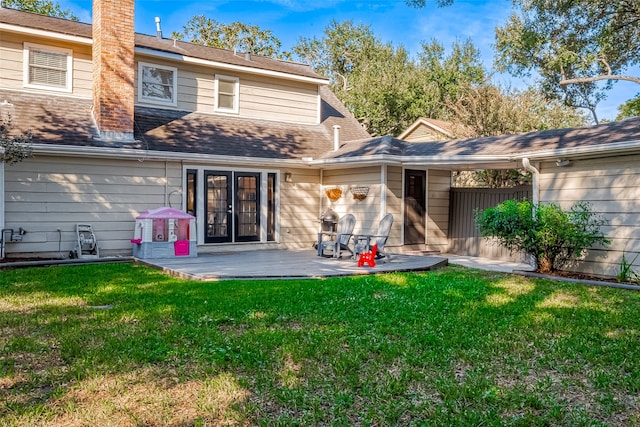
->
xmin=403 ymin=125 xmax=448 ymax=143
xmin=0 ymin=32 xmax=92 ymax=97
xmin=427 ymin=169 xmax=451 ymax=252
xmin=3 ymin=155 xmax=182 ymax=258
xmin=238 ymin=76 xmax=317 ymax=124
xmin=134 ymin=56 xmax=319 ymax=124
xmin=539 ymin=155 xmax=640 ymax=277
xmin=279 ymin=167 xmax=321 ymax=248
xmin=321 ymin=166 xmax=402 ymax=247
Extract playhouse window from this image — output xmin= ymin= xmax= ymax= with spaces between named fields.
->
xmin=152 ymin=219 xmax=168 ymax=242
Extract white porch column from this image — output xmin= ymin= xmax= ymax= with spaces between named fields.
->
xmin=0 ymin=159 xmax=4 ymax=231
xmin=380 ymin=164 xmax=387 ymax=218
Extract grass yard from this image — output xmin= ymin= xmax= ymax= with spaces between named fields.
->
xmin=0 ymin=263 xmax=639 ymax=426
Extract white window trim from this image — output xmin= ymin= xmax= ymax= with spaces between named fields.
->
xmin=23 ymin=42 xmax=73 ymax=93
xmin=214 ymin=74 xmax=239 ymax=114
xmin=138 ymin=62 xmax=178 ymax=106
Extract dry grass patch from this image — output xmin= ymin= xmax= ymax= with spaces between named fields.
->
xmin=8 ymin=368 xmax=250 ymax=427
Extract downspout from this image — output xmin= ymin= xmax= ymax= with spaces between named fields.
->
xmin=522 ymin=157 xmax=539 ymax=270
xmin=522 ymin=158 xmax=539 ymax=206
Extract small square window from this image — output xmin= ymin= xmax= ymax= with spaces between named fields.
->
xmin=215 ymin=74 xmax=239 ymax=113
xmin=138 ymin=62 xmax=178 ymax=106
xmin=23 ymin=43 xmax=72 ymax=92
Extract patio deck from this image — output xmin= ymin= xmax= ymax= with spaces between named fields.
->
xmin=137 ymin=249 xmax=450 ymax=281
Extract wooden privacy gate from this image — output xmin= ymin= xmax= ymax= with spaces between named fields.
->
xmin=448 ymin=186 xmax=532 ymax=261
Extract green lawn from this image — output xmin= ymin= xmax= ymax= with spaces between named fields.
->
xmin=0 ymin=263 xmax=638 ymax=426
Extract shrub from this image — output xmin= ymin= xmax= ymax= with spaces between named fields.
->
xmin=475 ymin=200 xmax=610 ymax=274
xmin=0 ymin=116 xmax=32 ymax=165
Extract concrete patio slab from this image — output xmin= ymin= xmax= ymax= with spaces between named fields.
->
xmin=137 ymin=249 xmax=449 ymax=281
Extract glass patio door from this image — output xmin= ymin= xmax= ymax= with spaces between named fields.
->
xmin=205 ymin=171 xmax=232 ymax=243
xmin=235 ymin=173 xmax=260 ymax=242
xmin=204 ymin=171 xmax=261 ymax=243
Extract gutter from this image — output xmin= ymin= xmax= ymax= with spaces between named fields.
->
xmin=511 ymin=139 xmax=640 ymax=161
xmin=32 ymin=144 xmax=313 ymax=167
xmin=309 ymin=154 xmax=516 ymax=168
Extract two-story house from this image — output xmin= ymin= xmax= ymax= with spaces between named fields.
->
xmin=0 ymin=0 xmax=376 ymax=257
xmin=3 ymin=0 xmax=640 ymax=278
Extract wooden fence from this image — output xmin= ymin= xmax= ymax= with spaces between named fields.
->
xmin=448 ymin=186 xmax=532 ymax=261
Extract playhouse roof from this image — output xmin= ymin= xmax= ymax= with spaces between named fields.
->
xmin=136 ymin=207 xmax=195 ymax=220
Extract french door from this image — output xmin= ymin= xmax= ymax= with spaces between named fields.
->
xmin=204 ymin=171 xmax=260 ymax=243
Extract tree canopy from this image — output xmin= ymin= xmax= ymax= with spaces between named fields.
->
xmin=2 ymin=0 xmax=78 ymax=20
xmin=495 ymin=0 xmax=640 ymax=123
xmin=171 ymin=15 xmax=289 ymax=60
xmin=293 ymin=21 xmax=489 ymax=136
xmin=293 ymin=19 xmax=586 ymax=138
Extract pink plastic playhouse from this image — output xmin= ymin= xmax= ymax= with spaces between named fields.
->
xmin=131 ymin=207 xmax=197 ymax=259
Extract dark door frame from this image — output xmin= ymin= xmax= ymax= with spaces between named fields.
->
xmin=404 ymin=169 xmax=427 ymax=246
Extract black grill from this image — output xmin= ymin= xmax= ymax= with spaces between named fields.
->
xmin=320 ymin=208 xmax=339 ymax=233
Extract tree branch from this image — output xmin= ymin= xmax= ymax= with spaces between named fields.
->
xmin=560 ymin=74 xmax=640 ymax=85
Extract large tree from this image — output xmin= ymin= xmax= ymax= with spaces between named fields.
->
xmin=447 ymin=84 xmax=588 ymax=138
xmin=447 ymin=83 xmax=587 ymax=187
xmin=2 ymin=0 xmax=78 ymax=20
xmin=171 ymin=15 xmax=288 ymax=60
xmin=293 ymin=22 xmax=487 ymax=136
xmin=495 ymin=0 xmax=640 ymax=123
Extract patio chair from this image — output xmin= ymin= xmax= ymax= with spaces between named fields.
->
xmin=353 ymin=214 xmax=393 ymax=262
xmin=317 ymin=213 xmax=356 ymax=258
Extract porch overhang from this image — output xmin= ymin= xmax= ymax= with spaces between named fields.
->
xmin=309 ymin=154 xmax=520 ymax=170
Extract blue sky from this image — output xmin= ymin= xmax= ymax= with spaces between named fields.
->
xmin=63 ymin=0 xmax=637 ymax=121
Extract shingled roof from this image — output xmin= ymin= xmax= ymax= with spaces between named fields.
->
xmin=0 ymin=7 xmax=325 ymax=81
xmin=0 ymin=88 xmax=369 ymax=160
xmin=319 ymin=117 xmax=640 ymax=162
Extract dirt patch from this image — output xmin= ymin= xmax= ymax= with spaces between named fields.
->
xmin=517 ymin=269 xmax=640 ymax=289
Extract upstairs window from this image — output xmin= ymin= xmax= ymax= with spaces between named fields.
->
xmin=215 ymin=74 xmax=239 ymax=113
xmin=23 ymin=43 xmax=72 ymax=92
xmin=138 ymin=62 xmax=178 ymax=106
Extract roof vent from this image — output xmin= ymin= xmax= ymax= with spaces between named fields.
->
xmin=155 ymin=17 xmax=162 ymax=39
xmin=245 ymin=52 xmax=251 ymax=61
xmin=333 ymin=125 xmax=341 ymax=151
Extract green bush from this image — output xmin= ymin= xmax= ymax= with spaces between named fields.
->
xmin=475 ymin=200 xmax=610 ymax=273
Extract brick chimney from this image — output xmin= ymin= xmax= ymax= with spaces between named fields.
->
xmin=92 ymin=0 xmax=135 ymax=141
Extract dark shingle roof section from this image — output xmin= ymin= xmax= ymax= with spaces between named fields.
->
xmin=320 ymin=117 xmax=640 ymax=160
xmin=134 ymin=106 xmax=333 ymax=159
xmin=0 ymin=90 xmax=340 ymax=159
xmin=0 ymin=7 xmax=326 ymax=81
xmin=319 ymin=86 xmax=370 ymax=142
xmin=0 ymin=6 xmax=92 ymax=38
xmin=0 ymin=90 xmax=98 ymax=146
